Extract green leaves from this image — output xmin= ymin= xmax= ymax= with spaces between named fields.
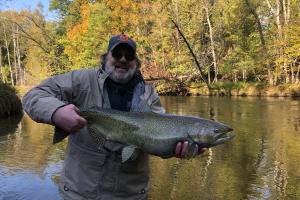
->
xmin=2 ymin=0 xmax=300 ymax=86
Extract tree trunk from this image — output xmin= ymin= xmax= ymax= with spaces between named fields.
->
xmin=12 ymin=25 xmax=18 ymax=85
xmin=172 ymin=0 xmax=180 ymax=54
xmin=2 ymin=22 xmax=14 ymax=86
xmin=283 ymin=0 xmax=290 ymax=25
xmin=16 ymin=26 xmax=23 ymax=85
xmin=234 ymin=71 xmax=237 ymax=83
xmin=244 ymin=0 xmax=266 ymax=46
xmin=266 ymin=0 xmax=275 ymax=14
xmin=287 ymin=0 xmax=290 ymax=23
xmin=268 ymin=69 xmax=274 ymax=85
xmin=159 ymin=18 xmax=166 ymax=71
xmin=265 ymin=0 xmax=276 ymax=86
xmin=291 ymin=63 xmax=294 ymax=83
xmin=276 ymin=0 xmax=283 ymax=85
xmin=295 ymin=64 xmax=300 ymax=83
xmin=245 ymin=0 xmax=271 ymax=85
xmin=283 ymin=0 xmax=290 ymax=83
xmin=171 ymin=0 xmax=181 ymax=80
xmin=284 ymin=63 xmax=289 ymax=84
xmin=283 ymin=0 xmax=287 ymax=24
xmin=281 ymin=3 xmax=289 ymax=84
xmin=0 ymin=47 xmax=4 ymax=83
xmin=243 ymin=70 xmax=247 ymax=81
xmin=204 ymin=5 xmax=217 ymax=83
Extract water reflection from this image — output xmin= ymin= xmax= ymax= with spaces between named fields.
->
xmin=0 ymin=97 xmax=299 ymax=200
xmin=0 ymin=114 xmax=65 ymax=200
xmin=149 ymin=96 xmax=300 ymax=200
xmin=0 ymin=169 xmax=62 ymax=200
xmin=0 ymin=114 xmax=23 ymax=136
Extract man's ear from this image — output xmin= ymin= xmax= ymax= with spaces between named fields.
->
xmin=100 ymin=53 xmax=108 ymax=67
xmin=136 ymin=56 xmax=141 ymax=69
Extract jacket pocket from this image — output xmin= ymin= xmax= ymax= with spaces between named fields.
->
xmin=117 ymin=153 xmax=149 ymax=196
xmin=61 ymin=143 xmax=106 ymax=199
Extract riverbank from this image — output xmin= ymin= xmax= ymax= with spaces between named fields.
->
xmin=0 ymin=83 xmax=23 ymax=117
xmin=156 ymin=82 xmax=300 ymax=97
xmin=16 ymin=82 xmax=300 ymax=98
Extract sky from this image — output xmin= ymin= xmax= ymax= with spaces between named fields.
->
xmin=0 ymin=0 xmax=58 ymax=21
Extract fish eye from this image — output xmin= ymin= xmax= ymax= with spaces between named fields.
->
xmin=214 ymin=129 xmax=220 ymax=133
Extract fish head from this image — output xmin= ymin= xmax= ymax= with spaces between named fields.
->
xmin=189 ymin=120 xmax=234 ymax=148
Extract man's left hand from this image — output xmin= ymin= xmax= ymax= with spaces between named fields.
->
xmin=175 ymin=141 xmax=207 ymax=159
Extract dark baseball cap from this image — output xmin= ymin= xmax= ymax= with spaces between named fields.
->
xmin=107 ymin=34 xmax=137 ymax=54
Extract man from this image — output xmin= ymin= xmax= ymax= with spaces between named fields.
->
xmin=23 ymin=34 xmax=205 ymax=200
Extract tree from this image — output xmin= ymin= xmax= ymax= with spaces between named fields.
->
xmin=1 ymin=18 xmax=14 ymax=86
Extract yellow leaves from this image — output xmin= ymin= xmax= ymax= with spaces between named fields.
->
xmin=101 ymin=0 xmax=142 ymax=33
xmin=67 ymin=3 xmax=90 ymax=41
xmin=63 ymin=2 xmax=110 ymax=69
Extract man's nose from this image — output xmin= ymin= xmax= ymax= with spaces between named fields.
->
xmin=119 ymin=55 xmax=127 ymax=62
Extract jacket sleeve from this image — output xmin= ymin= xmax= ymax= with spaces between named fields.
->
xmin=146 ymin=84 xmax=166 ymax=114
xmin=22 ymin=71 xmax=76 ymax=124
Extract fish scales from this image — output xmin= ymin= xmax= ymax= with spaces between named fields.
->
xmin=77 ymin=109 xmax=234 ymax=159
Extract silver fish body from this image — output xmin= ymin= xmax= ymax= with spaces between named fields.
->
xmin=79 ymin=109 xmax=234 ymax=160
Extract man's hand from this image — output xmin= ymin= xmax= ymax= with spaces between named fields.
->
xmin=52 ymin=104 xmax=87 ymax=133
xmin=175 ymin=141 xmax=207 ymax=159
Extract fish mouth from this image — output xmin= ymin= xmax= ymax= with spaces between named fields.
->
xmin=213 ymin=125 xmax=233 ymax=140
xmin=187 ymin=125 xmax=234 ymax=148
xmin=198 ymin=127 xmax=234 ymax=148
xmin=215 ymin=132 xmax=230 ymax=140
xmin=213 ymin=131 xmax=235 ymax=146
xmin=214 ymin=133 xmax=235 ymax=146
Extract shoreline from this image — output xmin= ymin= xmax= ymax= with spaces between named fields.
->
xmin=16 ymin=83 xmax=300 ymax=98
xmin=156 ymin=82 xmax=300 ymax=97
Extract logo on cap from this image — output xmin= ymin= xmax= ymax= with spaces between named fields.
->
xmin=119 ymin=34 xmax=129 ymax=42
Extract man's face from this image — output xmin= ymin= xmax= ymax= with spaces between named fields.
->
xmin=105 ymin=44 xmax=137 ymax=84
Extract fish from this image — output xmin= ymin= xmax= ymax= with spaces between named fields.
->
xmin=53 ymin=109 xmax=234 ymax=162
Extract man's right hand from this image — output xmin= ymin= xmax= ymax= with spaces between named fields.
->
xmin=52 ymin=104 xmax=87 ymax=133
xmin=175 ymin=141 xmax=207 ymax=159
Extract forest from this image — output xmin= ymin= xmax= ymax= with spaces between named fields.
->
xmin=0 ymin=0 xmax=299 ymax=96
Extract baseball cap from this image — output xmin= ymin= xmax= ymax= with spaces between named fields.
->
xmin=107 ymin=34 xmax=137 ymax=54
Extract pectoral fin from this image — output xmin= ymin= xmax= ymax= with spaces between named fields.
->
xmin=121 ymin=145 xmax=140 ymax=163
xmin=186 ymin=142 xmax=198 ymax=159
xmin=185 ymin=134 xmax=200 ymax=159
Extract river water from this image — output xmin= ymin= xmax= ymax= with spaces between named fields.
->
xmin=0 ymin=96 xmax=299 ymax=200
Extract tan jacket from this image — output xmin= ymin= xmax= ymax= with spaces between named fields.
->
xmin=22 ymin=68 xmax=165 ymax=200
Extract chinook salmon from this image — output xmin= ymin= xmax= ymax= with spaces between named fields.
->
xmin=54 ymin=109 xmax=234 ymax=162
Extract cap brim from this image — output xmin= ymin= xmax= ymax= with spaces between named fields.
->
xmin=110 ymin=42 xmax=135 ymax=53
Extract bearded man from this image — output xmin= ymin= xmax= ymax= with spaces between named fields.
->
xmin=23 ymin=34 xmax=205 ymax=200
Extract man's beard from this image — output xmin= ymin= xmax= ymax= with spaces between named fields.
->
xmin=105 ymin=63 xmax=137 ymax=84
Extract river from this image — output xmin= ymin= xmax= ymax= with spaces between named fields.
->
xmin=0 ymin=96 xmax=299 ymax=200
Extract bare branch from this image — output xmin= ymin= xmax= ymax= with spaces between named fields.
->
xmin=0 ymin=17 xmax=50 ymax=54
xmin=170 ymin=18 xmax=210 ymax=89
xmin=21 ymin=14 xmax=55 ymax=44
